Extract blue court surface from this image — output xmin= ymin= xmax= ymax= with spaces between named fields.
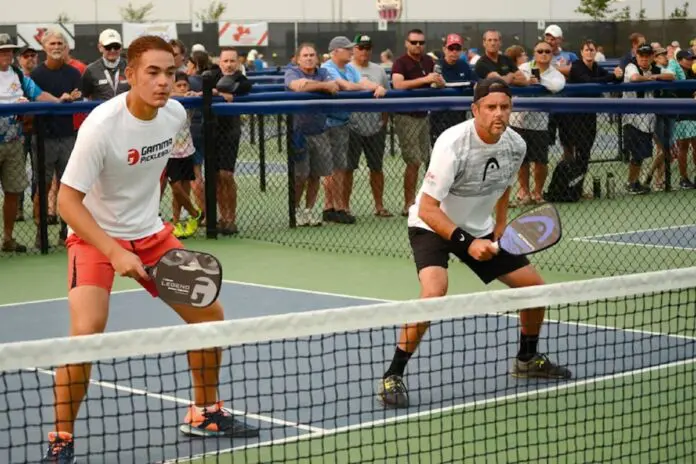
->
xmin=1 ymin=281 xmax=695 ymax=464
xmin=572 ymin=224 xmax=696 ymax=250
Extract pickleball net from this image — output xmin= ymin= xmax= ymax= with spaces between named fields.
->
xmin=1 ymin=267 xmax=695 ymax=464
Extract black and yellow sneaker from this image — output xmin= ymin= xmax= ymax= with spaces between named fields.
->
xmin=511 ymin=353 xmax=572 ymax=379
xmin=377 ymin=374 xmax=409 ymax=408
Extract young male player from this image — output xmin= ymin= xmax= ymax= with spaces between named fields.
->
xmin=377 ymin=78 xmax=571 ymax=409
xmin=43 ymin=36 xmax=258 ymax=463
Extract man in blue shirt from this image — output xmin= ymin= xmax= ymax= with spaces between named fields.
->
xmin=431 ymin=33 xmax=477 ymax=143
xmin=0 ymin=33 xmax=70 ymax=253
xmin=321 ymin=35 xmax=387 ymax=224
xmin=285 ymin=43 xmax=339 ymax=227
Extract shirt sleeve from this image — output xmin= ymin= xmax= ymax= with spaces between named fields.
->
xmin=284 ymin=67 xmax=300 ymax=89
xmin=22 ymin=76 xmax=43 ymax=100
xmin=322 ymin=63 xmax=343 ymax=81
xmin=624 ymin=63 xmax=639 ymax=82
xmin=391 ymin=58 xmax=405 ymax=76
xmin=60 ymin=118 xmax=107 ymax=193
xmin=420 ymin=138 xmax=457 ymax=202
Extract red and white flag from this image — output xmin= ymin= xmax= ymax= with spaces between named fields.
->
xmin=218 ymin=22 xmax=268 ymax=47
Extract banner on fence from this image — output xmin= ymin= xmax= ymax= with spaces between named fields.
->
xmin=122 ymin=22 xmax=178 ymax=47
xmin=16 ymin=24 xmax=76 ymax=50
xmin=218 ymin=22 xmax=269 ymax=47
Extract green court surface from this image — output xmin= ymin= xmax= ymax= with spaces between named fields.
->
xmin=1 ymin=240 xmax=694 ymax=463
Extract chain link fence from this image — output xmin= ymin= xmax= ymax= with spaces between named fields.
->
xmin=3 ymin=91 xmax=696 ymax=277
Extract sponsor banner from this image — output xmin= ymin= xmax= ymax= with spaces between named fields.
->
xmin=218 ymin=22 xmax=268 ymax=47
xmin=16 ymin=23 xmax=76 ymax=50
xmin=122 ymin=22 xmax=178 ymax=47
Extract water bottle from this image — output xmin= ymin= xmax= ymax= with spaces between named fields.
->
xmin=432 ymin=63 xmax=442 ymax=88
xmin=592 ymin=177 xmax=601 ymax=199
xmin=606 ymin=172 xmax=615 ymax=199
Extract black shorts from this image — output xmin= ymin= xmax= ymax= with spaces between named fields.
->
xmin=408 ymin=227 xmax=530 ymax=284
xmin=166 ymin=157 xmax=195 ymax=183
xmin=514 ymin=128 xmax=550 ymax=164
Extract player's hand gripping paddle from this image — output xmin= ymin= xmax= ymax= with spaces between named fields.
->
xmin=144 ymin=249 xmax=222 ymax=308
xmin=492 ymin=203 xmax=562 ymax=256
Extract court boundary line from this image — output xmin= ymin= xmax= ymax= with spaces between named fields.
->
xmin=571 ymin=237 xmax=696 ymax=252
xmin=572 ymin=223 xmax=696 ymax=241
xmin=0 ymin=288 xmax=145 ymax=310
xmin=221 ymin=279 xmax=696 ymax=341
xmin=27 ymin=367 xmax=326 ymax=434
xmin=166 ymin=355 xmax=696 ymax=463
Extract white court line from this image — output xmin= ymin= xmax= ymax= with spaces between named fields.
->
xmin=572 ymin=223 xmax=696 ymax=241
xmin=167 ymin=356 xmax=696 ymax=463
xmin=572 ymin=237 xmax=696 ymax=252
xmin=0 ymin=288 xmax=145 ymax=310
xmin=222 ymin=279 xmax=696 ymax=341
xmin=27 ymin=367 xmax=326 ymax=434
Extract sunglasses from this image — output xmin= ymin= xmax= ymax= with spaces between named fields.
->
xmin=357 ymin=45 xmax=372 ymax=51
xmin=409 ymin=40 xmax=425 ymax=46
xmin=447 ymin=45 xmax=462 ymax=51
xmin=535 ymin=49 xmax=552 ymax=54
xmin=104 ymin=44 xmax=121 ymax=51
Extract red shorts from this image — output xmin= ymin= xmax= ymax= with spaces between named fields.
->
xmin=66 ymin=223 xmax=183 ymax=297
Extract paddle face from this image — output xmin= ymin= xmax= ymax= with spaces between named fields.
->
xmin=147 ymin=249 xmax=222 ymax=308
xmin=497 ymin=203 xmax=562 ymax=256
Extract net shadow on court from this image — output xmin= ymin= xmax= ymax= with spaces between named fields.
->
xmin=1 ymin=276 xmax=695 ymax=463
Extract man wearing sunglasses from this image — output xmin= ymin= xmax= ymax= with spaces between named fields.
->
xmin=82 ymin=29 xmax=130 ymax=101
xmin=392 ymin=29 xmax=445 ymax=216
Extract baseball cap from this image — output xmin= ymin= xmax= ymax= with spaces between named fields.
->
xmin=636 ymin=44 xmax=654 ymax=55
xmin=0 ymin=33 xmax=20 ymax=51
xmin=99 ymin=29 xmax=122 ymax=47
xmin=328 ymin=36 xmax=356 ymax=52
xmin=191 ymin=43 xmax=206 ymax=53
xmin=19 ymin=45 xmax=37 ymax=55
xmin=354 ymin=34 xmax=372 ymax=47
xmin=654 ymin=47 xmax=667 ymax=56
xmin=473 ymin=77 xmax=512 ymax=103
xmin=444 ymin=33 xmax=463 ymax=48
xmin=544 ymin=25 xmax=563 ymax=38
xmin=677 ymin=50 xmax=694 ymax=60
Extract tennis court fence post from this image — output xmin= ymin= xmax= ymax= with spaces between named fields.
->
xmin=202 ymin=71 xmax=218 ymax=239
xmin=33 ymin=116 xmax=49 ymax=255
xmin=286 ymin=114 xmax=296 ymax=228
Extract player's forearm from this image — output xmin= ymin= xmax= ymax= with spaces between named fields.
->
xmin=494 ymin=188 xmax=511 ymax=226
xmin=58 ymin=187 xmax=121 ymax=259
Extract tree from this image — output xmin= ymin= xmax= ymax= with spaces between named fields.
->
xmin=120 ymin=1 xmax=155 ymax=23
xmin=613 ymin=5 xmax=631 ymax=21
xmin=197 ymin=1 xmax=227 ymax=21
xmin=670 ymin=1 xmax=689 ymax=18
xmin=575 ymin=0 xmax=616 ymax=20
xmin=637 ymin=8 xmax=647 ymax=20
xmin=57 ymin=12 xmax=70 ymax=23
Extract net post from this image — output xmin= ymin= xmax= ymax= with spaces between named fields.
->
xmin=201 ymin=71 xmax=218 ymax=239
xmin=286 ymin=114 xmax=296 ymax=228
xmin=34 ymin=116 xmax=49 ymax=255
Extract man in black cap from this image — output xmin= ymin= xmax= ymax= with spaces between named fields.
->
xmin=377 ymin=78 xmax=571 ymax=409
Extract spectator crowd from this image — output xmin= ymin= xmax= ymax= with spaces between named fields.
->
xmin=0 ymin=25 xmax=694 ymax=253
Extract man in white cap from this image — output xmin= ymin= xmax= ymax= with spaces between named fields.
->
xmin=81 ymin=28 xmax=129 ymax=101
xmin=544 ymin=24 xmax=577 ymax=76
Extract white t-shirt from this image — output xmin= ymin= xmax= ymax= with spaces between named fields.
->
xmin=61 ymin=92 xmax=188 ymax=240
xmin=408 ymin=119 xmax=527 ymax=237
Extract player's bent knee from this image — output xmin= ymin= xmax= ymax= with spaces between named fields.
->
xmin=170 ymin=299 xmax=225 ymax=325
xmin=418 ymin=266 xmax=448 ymax=298
xmin=68 ymin=285 xmax=110 ymax=336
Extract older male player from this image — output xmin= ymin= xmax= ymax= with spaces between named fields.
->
xmin=377 ymin=78 xmax=571 ymax=409
xmin=43 ymin=36 xmax=258 ymax=463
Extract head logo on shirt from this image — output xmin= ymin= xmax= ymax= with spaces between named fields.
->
xmin=482 ymin=157 xmax=500 ymax=181
xmin=127 ymin=138 xmax=174 ymax=165
xmin=127 ymin=149 xmax=140 ymax=165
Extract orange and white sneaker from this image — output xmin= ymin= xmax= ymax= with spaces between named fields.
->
xmin=42 ymin=431 xmax=76 ymax=463
xmin=180 ymin=401 xmax=260 ymax=438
